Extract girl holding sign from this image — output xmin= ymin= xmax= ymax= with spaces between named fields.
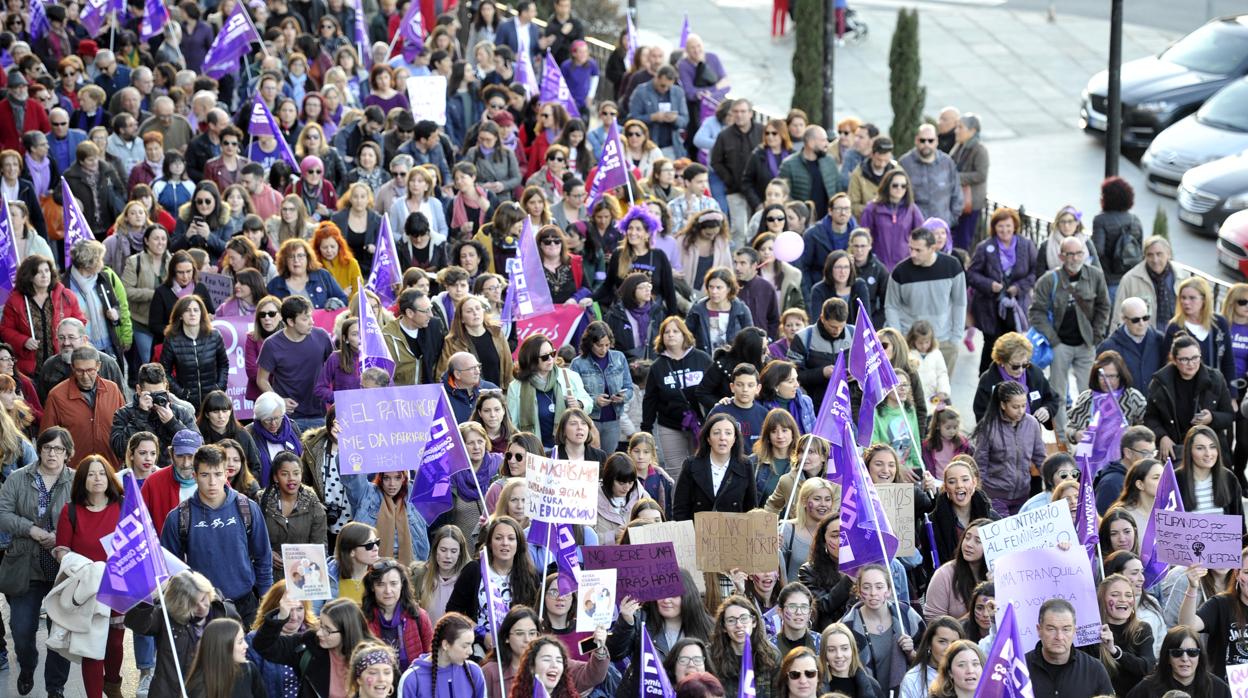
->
xmin=1175 ymin=425 xmax=1245 ymax=525
xmin=1177 ymin=551 xmax=1248 ymax=678
xmin=1096 ymin=573 xmax=1156 ymax=696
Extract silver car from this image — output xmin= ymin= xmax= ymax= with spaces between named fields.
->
xmin=1142 ymin=76 xmax=1248 ymax=196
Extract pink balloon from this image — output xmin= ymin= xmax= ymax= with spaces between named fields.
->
xmin=773 ymin=230 xmax=805 ymax=263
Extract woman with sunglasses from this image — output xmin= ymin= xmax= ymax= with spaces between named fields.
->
xmin=620 ymin=120 xmax=664 ymax=180
xmin=1127 ymin=626 xmax=1227 ymax=698
xmin=525 ymin=146 xmax=571 ymax=207
xmin=743 ymin=119 xmax=793 ymax=213
xmin=506 ymin=334 xmax=591 ymax=450
xmin=525 ymin=103 xmax=570 ymax=180
xmin=858 ymin=170 xmax=924 ymax=270
xmin=314 ymin=521 xmax=384 ymax=614
xmin=776 ymin=646 xmax=821 ymax=698
xmin=531 ymin=224 xmax=589 ymax=307
xmin=971 ymin=332 xmax=1059 ymax=428
xmin=244 ymin=296 xmax=283 ymax=401
xmin=1066 ymin=350 xmax=1147 ymax=448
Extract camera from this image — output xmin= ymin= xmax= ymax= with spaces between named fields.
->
xmin=151 ymin=392 xmax=169 ymax=407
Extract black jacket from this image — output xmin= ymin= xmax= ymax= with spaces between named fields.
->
xmin=1026 ymin=645 xmax=1114 ymax=698
xmin=159 ymin=328 xmax=229 ymax=408
xmin=972 ymin=363 xmax=1060 ymax=426
xmin=817 ymin=668 xmax=884 ymax=698
xmin=445 ymin=557 xmax=542 ymax=644
xmin=925 ymin=490 xmax=1000 ymax=569
xmin=203 ymin=427 xmax=265 ymax=482
xmin=798 ymin=561 xmax=855 ymax=637
xmin=185 ymin=132 xmax=219 ymax=183
xmin=149 ymin=283 xmax=216 ymax=344
xmin=187 ymin=662 xmax=266 ymax=698
xmin=694 ymin=353 xmax=737 ymax=415
xmin=252 ymin=609 xmax=336 ymax=698
xmin=1126 ymin=674 xmax=1231 ymax=698
xmin=604 ymin=301 xmax=664 ymax=363
xmin=59 ymin=161 xmax=125 ymax=234
xmin=855 ymin=253 xmax=890 ymax=329
xmin=1078 ymin=621 xmax=1154 ymax=698
xmin=710 ymin=122 xmax=762 ymax=195
xmin=126 ymin=594 xmax=240 ymax=698
xmin=672 ymin=454 xmax=757 ymax=520
xmin=641 ymin=348 xmax=713 ymax=432
xmin=109 ymin=393 xmax=197 ymax=467
xmin=742 ymin=144 xmax=785 ymax=210
xmin=1143 ymin=363 xmax=1234 ymax=454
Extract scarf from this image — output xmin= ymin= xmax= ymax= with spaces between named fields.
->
xmin=375 ymin=608 xmax=409 ymax=668
xmin=544 ymin=168 xmax=565 ymax=198
xmin=1148 ymin=264 xmax=1176 ymax=328
xmin=765 ymin=148 xmax=789 ymax=179
xmin=82 ymin=166 xmax=101 ymax=221
xmin=451 ymin=452 xmax=498 ymax=501
xmin=996 ymin=235 xmax=1017 ymax=276
xmin=479 ymin=144 xmax=495 ymax=157
xmin=8 ymin=93 xmax=24 ymax=134
xmin=997 ymin=365 xmax=1031 ymax=413
xmin=517 ymin=369 xmax=566 ymax=437
xmin=253 ymin=417 xmax=305 ymax=485
xmin=171 ymin=280 xmax=194 ymax=299
xmin=375 ymin=492 xmax=414 ymax=567
xmin=24 ymin=154 xmax=49 ymax=196
xmin=625 ymin=301 xmax=653 ymax=349
xmin=450 ymin=187 xmax=489 ymax=230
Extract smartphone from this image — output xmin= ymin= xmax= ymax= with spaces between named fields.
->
xmin=578 ymin=636 xmax=602 ymax=655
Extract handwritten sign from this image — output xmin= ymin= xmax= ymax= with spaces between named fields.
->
xmin=627 ymin=520 xmax=704 ymax=594
xmin=525 ymin=454 xmax=598 ymax=524
xmin=980 ymin=501 xmax=1078 ymax=570
xmin=576 ymin=568 xmax=617 ymax=632
xmin=1228 ymin=663 xmax=1248 ymax=697
xmin=200 ymin=271 xmax=233 ymax=309
xmin=1154 ymin=511 xmax=1243 ymax=569
xmin=695 ymin=510 xmax=779 ymax=575
xmin=282 ymin=544 xmax=331 ymax=601
xmin=876 ymin=483 xmax=916 ymax=556
xmin=582 ymin=542 xmax=682 ymax=602
xmin=211 ymin=317 xmax=254 ymax=419
xmin=993 ymin=544 xmax=1100 ymax=650
xmin=406 ymin=75 xmax=448 ymax=125
xmin=336 ymin=384 xmax=447 ymax=474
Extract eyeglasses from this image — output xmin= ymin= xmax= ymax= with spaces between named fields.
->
xmin=831 ymin=206 xmax=852 ymax=213
xmin=1126 ymin=315 xmax=1151 ymax=324
xmin=1168 ymin=648 xmax=1201 ymax=658
xmin=1175 ymin=355 xmax=1202 ymax=365
xmin=1008 ymin=361 xmax=1030 ymax=371
xmin=626 ymin=131 xmax=643 ymax=138
xmin=766 ymin=216 xmax=785 ymax=223
xmin=788 ymin=670 xmax=818 ymax=680
xmin=724 ymin=613 xmax=754 ymax=628
xmin=41 ymin=445 xmax=67 ymax=454
xmin=675 ymin=656 xmax=706 ymax=667
xmin=506 ymin=452 xmax=526 ymax=462
xmin=539 ymin=352 xmax=555 ymax=361
xmin=63 ymin=70 xmax=78 ymax=77
xmin=316 ymin=626 xmax=341 ymax=636
xmin=917 ymin=138 xmax=937 ymax=143
xmin=1128 ymin=446 xmax=1158 ymax=458
xmin=258 ymin=310 xmax=279 ymax=319
xmin=222 ymin=141 xmax=239 ymax=147
xmin=1062 ymin=250 xmax=1086 ymax=258
xmin=783 ymin=604 xmax=811 ymax=614
xmin=358 ymin=539 xmax=381 ymax=550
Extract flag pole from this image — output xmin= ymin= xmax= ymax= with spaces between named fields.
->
xmin=480 ymin=544 xmax=508 ymax=698
xmin=888 ymin=385 xmax=922 ymax=481
xmin=855 ymin=448 xmax=904 ymax=631
xmin=156 ymin=576 xmax=191 ymax=698
xmin=780 ymin=437 xmax=814 ymax=523
xmin=538 ymin=524 xmax=552 ymax=619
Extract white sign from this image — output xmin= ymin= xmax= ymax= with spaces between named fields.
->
xmin=1228 ymin=663 xmax=1248 ymax=697
xmin=993 ymin=545 xmax=1101 ymax=651
xmin=282 ymin=544 xmax=332 ymax=601
xmin=979 ymin=501 xmax=1078 ymax=570
xmin=576 ymin=568 xmax=617 ymax=632
xmin=525 ymin=454 xmax=598 ymax=525
xmin=406 ymin=75 xmax=448 ymax=126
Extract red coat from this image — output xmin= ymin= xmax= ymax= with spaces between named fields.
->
xmin=141 ymin=466 xmax=183 ymax=535
xmin=0 ymin=98 xmax=51 ymax=154
xmin=284 ymin=179 xmax=337 ymax=215
xmin=0 ymin=285 xmax=87 ymax=375
xmin=41 ymin=374 xmax=126 ymax=468
xmin=367 ymin=607 xmax=433 ymax=670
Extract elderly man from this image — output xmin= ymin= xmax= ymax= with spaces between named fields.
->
xmin=105 ymin=111 xmax=143 ymax=177
xmin=129 ymin=66 xmax=155 ymax=109
xmin=139 ymin=95 xmax=194 ymax=153
xmin=710 ymin=99 xmax=762 ymax=247
xmin=41 ymin=345 xmax=127 ymax=466
xmin=92 ymin=49 xmax=130 ymax=101
xmin=936 ymin=106 xmax=960 ymax=153
xmin=1029 ymin=236 xmax=1111 ymax=442
xmin=886 ymin=226 xmax=967 ymax=375
xmin=779 ymin=125 xmax=840 ymax=220
xmin=47 ymin=106 xmax=88 ymax=172
xmin=382 ymin=289 xmax=446 ymax=386
xmin=0 ymin=70 xmax=51 ymax=153
xmin=899 ymin=123 xmax=963 ymax=226
xmin=1098 ymin=296 xmax=1166 ymax=394
xmin=1112 ymin=235 xmax=1187 ymax=332
xmin=112 ymin=86 xmax=150 ymax=124
xmin=629 ymin=65 xmax=689 ymax=157
xmin=443 ymin=351 xmax=501 ymax=423
xmin=140 ymin=429 xmax=202 ymax=536
xmin=37 ymin=318 xmax=126 ymax=401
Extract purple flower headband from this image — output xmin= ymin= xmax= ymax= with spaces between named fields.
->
xmin=618 ymin=204 xmax=663 ymax=240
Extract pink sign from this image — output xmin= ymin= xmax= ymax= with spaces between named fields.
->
xmin=211 ymin=317 xmax=254 ymax=419
xmin=313 ymin=308 xmax=347 ymax=335
xmin=511 ymin=305 xmax=587 ymax=359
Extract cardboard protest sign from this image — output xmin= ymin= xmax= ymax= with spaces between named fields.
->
xmin=336 ymin=384 xmax=450 ymax=474
xmin=282 ymin=544 xmax=331 ymax=601
xmin=576 ymin=569 xmax=617 ymax=632
xmin=211 ymin=317 xmax=254 ymax=419
xmin=627 ymin=521 xmax=704 ymax=593
xmin=993 ymin=544 xmax=1100 ymax=650
xmin=979 ymin=500 xmax=1078 ymax=570
xmin=200 ymin=272 xmax=233 ymax=308
xmin=695 ymin=510 xmax=780 ymax=575
xmin=876 ymin=483 xmax=916 ymax=556
xmin=582 ymin=542 xmax=682 ymax=602
xmin=406 ymin=75 xmax=448 ymax=125
xmin=1153 ymin=511 xmax=1243 ymax=569
xmin=525 ymin=454 xmax=598 ymax=524
xmin=1227 ymin=663 xmax=1248 ymax=697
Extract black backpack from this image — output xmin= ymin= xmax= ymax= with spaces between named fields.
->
xmin=177 ymin=492 xmax=254 ymax=551
xmin=1110 ymin=226 xmax=1143 ymax=276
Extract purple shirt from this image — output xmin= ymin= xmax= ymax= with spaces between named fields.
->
xmin=314 ymin=351 xmax=362 ymax=405
xmin=677 ymin=53 xmax=727 ymax=103
xmin=257 ymin=328 xmax=334 ymax=419
xmin=1231 ymin=322 xmax=1248 ymax=379
xmin=560 ymin=58 xmax=599 ymax=105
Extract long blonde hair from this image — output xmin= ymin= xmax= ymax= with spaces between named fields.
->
xmin=1173 ymin=276 xmax=1214 ymax=330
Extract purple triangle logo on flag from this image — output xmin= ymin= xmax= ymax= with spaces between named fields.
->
xmin=678 ymin=14 xmax=690 ymax=49
xmin=357 ymin=281 xmax=394 ymax=377
xmin=539 ymin=49 xmax=580 ymax=118
xmin=30 ymin=0 xmax=52 ymax=39
xmin=140 ymin=0 xmax=170 ymax=40
xmin=352 ymin=0 xmax=371 ymax=69
xmin=365 ymin=215 xmax=401 ymax=306
xmin=1141 ymin=458 xmax=1184 ymax=587
xmin=588 ymin=120 xmax=628 ymax=210
xmin=837 ymin=419 xmax=899 ymax=575
xmin=1073 ymin=422 xmax=1100 ymax=565
xmin=737 ymin=633 xmax=756 ymax=698
xmin=398 ymin=0 xmax=424 ymax=60
xmin=97 ymin=472 xmax=171 ymax=613
xmin=974 ymin=602 xmax=1034 ymax=698
xmin=640 ymin=624 xmax=676 ymax=698
xmin=249 ymin=94 xmax=299 ymax=170
xmin=79 ymin=0 xmax=111 ymax=37
xmin=505 ymin=218 xmax=554 ymax=321
xmin=480 ymin=550 xmax=512 ymax=640
xmin=848 ymin=298 xmax=899 ymax=447
xmin=61 ymin=178 xmax=95 ymax=261
xmin=201 ymin=2 xmax=262 ymax=79
xmin=812 ymin=354 xmax=850 ymax=480
xmin=0 ymin=196 xmax=17 ymax=307
xmin=408 ymin=389 xmax=474 ymax=521
xmin=515 ymin=50 xmax=539 ymax=98
xmin=625 ymin=12 xmax=639 ymax=71
xmin=1087 ymin=390 xmax=1126 ymax=471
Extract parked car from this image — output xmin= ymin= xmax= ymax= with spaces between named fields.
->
xmin=1141 ymin=77 xmax=1248 ymax=197
xmin=1217 ymin=208 xmax=1248 ymax=274
xmin=1177 ymin=150 xmax=1248 ymax=235
xmin=1081 ymin=15 xmax=1248 ymax=149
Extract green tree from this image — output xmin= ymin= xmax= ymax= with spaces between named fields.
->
xmin=889 ymin=8 xmax=926 ymax=148
xmin=1153 ymin=203 xmax=1170 ymax=240
xmin=792 ymin=0 xmax=824 ymax=125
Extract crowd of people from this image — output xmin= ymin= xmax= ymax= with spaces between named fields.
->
xmin=0 ymin=1 xmax=1242 ymax=698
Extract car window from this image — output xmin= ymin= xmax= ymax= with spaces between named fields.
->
xmin=1161 ymin=21 xmax=1248 ymax=76
xmin=1197 ymin=79 xmax=1248 ymax=132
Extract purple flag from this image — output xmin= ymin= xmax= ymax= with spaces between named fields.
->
xmin=398 ymin=0 xmax=424 ymax=60
xmin=848 ymin=298 xmax=899 ymax=447
xmin=249 ymin=94 xmax=299 ymax=169
xmin=62 ymin=178 xmax=95 ymax=261
xmin=837 ymin=420 xmax=899 ymax=575
xmin=540 ymin=49 xmax=580 ymax=118
xmin=588 ymin=121 xmax=628 ymax=209
xmin=640 ymin=624 xmax=676 ymax=698
xmin=0 ymin=196 xmax=17 ymax=307
xmin=140 ymin=0 xmax=170 ymax=40
xmin=1088 ymin=390 xmax=1126 ymax=472
xmin=737 ymin=633 xmax=755 ymax=698
xmin=352 ymin=0 xmax=371 ymax=69
xmin=553 ymin=522 xmax=582 ymax=595
xmin=1073 ymin=425 xmax=1099 ymax=564
xmin=407 ymin=390 xmax=474 ymax=522
xmin=366 ymin=216 xmax=402 ymax=306
xmin=535 ymin=677 xmax=551 ymax=698
xmin=699 ymin=88 xmax=730 ymax=123
xmin=624 ymin=12 xmax=638 ymax=71
xmin=96 ymin=472 xmax=170 ymax=613
xmin=202 ymin=2 xmax=262 ymax=79
xmin=678 ymin=14 xmax=690 ymax=49
xmin=30 ymin=0 xmax=51 ymax=39
xmin=505 ymin=218 xmax=554 ymax=321
xmin=812 ymin=354 xmax=850 ymax=480
xmin=357 ymin=281 xmax=394 ymax=377
xmin=1141 ymin=458 xmax=1184 ymax=587
xmin=974 ymin=602 xmax=1034 ymax=698
xmin=79 ymin=0 xmax=109 ymax=37
xmin=480 ymin=551 xmax=511 ymax=641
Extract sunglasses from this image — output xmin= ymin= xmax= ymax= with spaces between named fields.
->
xmin=195 ymin=198 xmax=214 ymax=205
xmin=890 ymin=183 xmax=908 ymax=189
xmin=549 ymin=156 xmax=565 ymax=162
xmin=258 ymin=310 xmax=279 ymax=319
xmin=306 ymin=169 xmax=323 ymax=174
xmin=51 ymin=121 xmax=68 ymax=127
xmin=626 ymin=131 xmax=643 ymax=137
xmin=917 ymin=137 xmax=937 ymax=143
xmin=1054 ymin=470 xmax=1080 ymax=481
xmin=222 ymin=141 xmax=239 ymax=147
xmin=601 ymin=111 xmax=618 ymax=117
xmin=1168 ymin=648 xmax=1201 ymax=658
xmin=539 ymin=352 xmax=556 ymax=361
xmin=787 ymin=670 xmax=818 ymax=680
xmin=1238 ymin=299 xmax=1248 ymax=306
xmin=1126 ymin=315 xmax=1151 ymax=324
xmin=764 ymin=130 xmax=778 ymax=136
xmin=766 ymin=216 xmax=785 ymax=223
xmin=837 ymin=130 xmax=851 ymax=136
xmin=359 ymin=539 xmax=381 ymax=551
xmin=1008 ymin=361 xmax=1030 ymax=371
xmin=506 ymin=451 xmax=526 ymax=462
xmin=540 ymin=238 xmax=562 ymax=246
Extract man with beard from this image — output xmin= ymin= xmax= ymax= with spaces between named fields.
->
xmin=779 ymin=125 xmax=840 ymax=219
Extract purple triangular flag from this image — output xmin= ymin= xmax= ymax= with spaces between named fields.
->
xmin=678 ymin=14 xmax=690 ymax=49
xmin=1089 ymin=390 xmax=1126 ymax=472
xmin=640 ymin=624 xmax=676 ymax=698
xmin=515 ymin=50 xmax=539 ymax=98
xmin=408 ymin=390 xmax=474 ymax=522
xmin=97 ymin=472 xmax=171 ymax=613
xmin=539 ymin=49 xmax=580 ymax=118
xmin=625 ymin=12 xmax=639 ymax=71
xmin=588 ymin=120 xmax=628 ymax=209
xmin=140 ymin=0 xmax=170 ymax=40
xmin=352 ymin=0 xmax=371 ymax=69
xmin=812 ymin=354 xmax=850 ymax=481
xmin=737 ymin=633 xmax=755 ymax=698
xmin=62 ymin=178 xmax=95 ymax=261
xmin=365 ymin=215 xmax=401 ymax=306
xmin=398 ymin=0 xmax=424 ymax=60
xmin=974 ymin=602 xmax=1035 ymax=698
xmin=202 ymin=2 xmax=262 ymax=79
xmin=848 ymin=298 xmax=899 ymax=447
xmin=1141 ymin=458 xmax=1184 ymax=587
xmin=0 ymin=196 xmax=17 ymax=307
xmin=528 ymin=520 xmax=581 ymax=596
xmin=248 ymin=94 xmax=299 ymax=169
xmin=837 ymin=419 xmax=899 ymax=575
xmin=79 ymin=0 xmax=110 ymax=37
xmin=505 ymin=218 xmax=554 ymax=320
xmin=1073 ymin=423 xmax=1100 ymax=565
xmin=30 ymin=0 xmax=51 ymax=39
xmin=357 ymin=281 xmax=395 ymax=377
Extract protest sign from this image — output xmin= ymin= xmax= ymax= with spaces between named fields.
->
xmin=695 ymin=510 xmax=780 ymax=574
xmin=627 ymin=520 xmax=704 ymax=593
xmin=282 ymin=544 xmax=332 ymax=601
xmin=525 ymin=454 xmax=598 ymax=524
xmin=406 ymin=75 xmax=448 ymax=125
xmin=200 ymin=272 xmax=233 ymax=308
xmin=211 ymin=317 xmax=254 ymax=419
xmin=1153 ymin=511 xmax=1243 ymax=569
xmin=993 ymin=544 xmax=1100 ymax=650
xmin=336 ymin=384 xmax=448 ymax=474
xmin=576 ymin=569 xmax=617 ymax=632
xmin=1227 ymin=663 xmax=1248 ymax=697
xmin=876 ymin=483 xmax=916 ymax=556
xmin=582 ymin=542 xmax=682 ymax=602
xmin=313 ymin=308 xmax=347 ymax=335
xmin=512 ymin=305 xmax=587 ymax=359
xmin=979 ymin=500 xmax=1078 ymax=570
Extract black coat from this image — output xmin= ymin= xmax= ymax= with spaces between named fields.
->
xmin=126 ymin=594 xmax=240 ymax=698
xmin=604 ymin=301 xmax=664 ymax=363
xmin=672 ymin=454 xmax=757 ymax=520
xmin=8 ymin=176 xmax=47 ymax=240
xmin=641 ymin=348 xmax=712 ymax=432
xmin=445 ymin=557 xmax=542 ymax=644
xmin=925 ymin=490 xmax=1000 ymax=568
xmin=1078 ymin=621 xmax=1154 ymax=698
xmin=159 ymin=327 xmax=230 ymax=409
xmin=797 ymin=561 xmax=855 ymax=635
xmin=148 ymin=283 xmax=216 ymax=344
xmin=252 ymin=610 xmax=335 ymax=698
xmin=972 ymin=363 xmax=1059 ymax=426
xmin=1143 ymin=363 xmax=1234 ymax=454
xmin=1026 ymin=645 xmax=1114 ymax=698
xmin=187 ymin=662 xmax=267 ymax=698
xmin=60 ymin=161 xmax=125 ymax=234
xmin=1126 ymin=674 xmax=1231 ymax=698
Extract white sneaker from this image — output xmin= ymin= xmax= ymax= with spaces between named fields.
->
xmin=137 ymin=669 xmax=154 ymax=697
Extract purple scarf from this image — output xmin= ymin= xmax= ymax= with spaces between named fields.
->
xmin=252 ymin=416 xmax=305 ymax=485
xmin=24 ymin=154 xmax=50 ymax=196
xmin=765 ymin=148 xmax=790 ymax=180
xmin=996 ymin=235 xmax=1017 ymax=277
xmin=376 ymin=609 xmax=408 ymax=668
xmin=450 ymin=452 xmax=500 ymax=501
xmin=997 ymin=365 xmax=1031 ymax=414
xmin=625 ymin=301 xmax=653 ymax=348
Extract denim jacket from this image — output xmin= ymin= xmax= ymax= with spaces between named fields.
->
xmin=569 ymin=350 xmax=636 ymax=421
xmin=342 ymin=475 xmax=431 ymax=562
